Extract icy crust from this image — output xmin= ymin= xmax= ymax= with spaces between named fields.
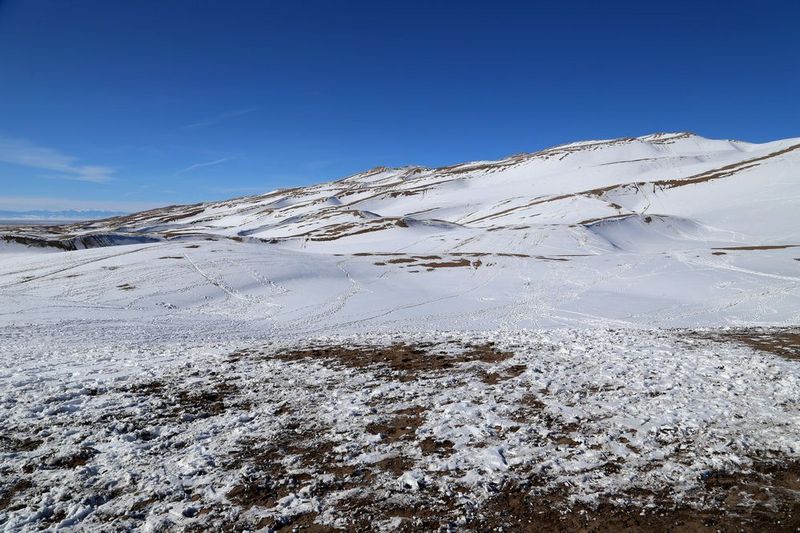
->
xmin=1 ymin=329 xmax=798 ymax=530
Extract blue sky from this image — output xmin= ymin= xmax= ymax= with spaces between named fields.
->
xmin=0 ymin=0 xmax=798 ymax=212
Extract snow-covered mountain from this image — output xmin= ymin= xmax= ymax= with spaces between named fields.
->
xmin=6 ymin=132 xmax=800 ymax=253
xmin=1 ymin=132 xmax=798 ymax=330
xmin=0 ymin=209 xmax=128 ymax=222
xmin=2 ymin=133 xmax=800 ymax=531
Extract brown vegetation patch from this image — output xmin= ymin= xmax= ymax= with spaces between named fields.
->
xmin=225 ymin=421 xmax=369 ymax=518
xmin=712 ymin=244 xmax=798 ymax=251
xmin=0 ymin=436 xmax=43 ymax=452
xmin=0 ymin=478 xmax=32 ymax=511
xmin=46 ymin=446 xmax=99 ymax=469
xmin=419 ymin=258 xmax=478 ymax=269
xmin=275 ymin=342 xmax=513 ymax=381
xmin=419 ymin=437 xmax=455 ymax=457
xmin=366 ymin=406 xmax=426 ymax=443
xmin=481 ymin=364 xmax=527 ymax=385
xmin=374 ymin=455 xmax=415 ymax=475
xmin=463 ymin=459 xmax=800 ymax=532
xmin=703 ymin=328 xmax=800 ymax=361
xmin=124 ymin=379 xmax=248 ymax=422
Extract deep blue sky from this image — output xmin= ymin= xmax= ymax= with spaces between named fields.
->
xmin=1 ymin=0 xmax=798 ymax=212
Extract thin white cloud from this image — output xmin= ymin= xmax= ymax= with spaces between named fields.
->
xmin=0 ymin=196 xmax=159 ymax=212
xmin=0 ymin=137 xmax=115 ymax=183
xmin=183 ymin=107 xmax=258 ymax=129
xmin=173 ymin=157 xmax=230 ymax=176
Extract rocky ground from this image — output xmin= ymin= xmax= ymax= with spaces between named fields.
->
xmin=1 ymin=328 xmax=798 ymax=531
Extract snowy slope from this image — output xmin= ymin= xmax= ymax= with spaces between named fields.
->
xmin=1 ymin=132 xmax=800 ymax=531
xmin=1 ymin=131 xmax=798 ymax=332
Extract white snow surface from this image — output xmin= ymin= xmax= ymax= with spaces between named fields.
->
xmin=1 ymin=132 xmax=799 ymax=530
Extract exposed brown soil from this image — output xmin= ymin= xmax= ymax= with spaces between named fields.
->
xmin=462 ymin=460 xmax=800 ymax=532
xmin=225 ymin=424 xmax=349 ymax=512
xmin=0 ymin=479 xmax=32 ymax=510
xmin=420 ymin=258 xmax=475 ymax=269
xmin=274 ymin=342 xmax=512 ymax=381
xmin=46 ymin=446 xmax=99 ymax=469
xmin=366 ymin=406 xmax=426 ymax=443
xmin=712 ymin=244 xmax=798 ymax=251
xmin=122 ymin=379 xmax=247 ymax=424
xmin=419 ymin=437 xmax=454 ymax=456
xmin=0 ymin=436 xmax=43 ymax=452
xmin=481 ymin=363 xmax=527 ymax=384
xmin=374 ymin=455 xmax=415 ymax=475
xmin=702 ymin=328 xmax=800 ymax=361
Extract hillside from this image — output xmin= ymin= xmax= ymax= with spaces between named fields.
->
xmin=1 ymin=133 xmax=799 ymax=531
xmin=2 ymin=131 xmax=799 ymax=330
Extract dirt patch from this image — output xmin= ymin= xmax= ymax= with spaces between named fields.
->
xmin=46 ymin=446 xmax=99 ymax=469
xmin=124 ymin=379 xmax=248 ymax=423
xmin=275 ymin=342 xmax=512 ymax=381
xmin=271 ymin=512 xmax=338 ymax=532
xmin=420 ymin=258 xmax=473 ymax=269
xmin=366 ymin=406 xmax=426 ymax=443
xmin=227 ymin=436 xmax=321 ymax=510
xmin=386 ymin=258 xmax=417 ymax=264
xmin=225 ymin=420 xmax=374 ymax=520
xmin=374 ymin=455 xmax=415 ymax=475
xmin=419 ymin=437 xmax=455 ymax=457
xmin=0 ymin=478 xmax=32 ymax=511
xmin=464 ymin=342 xmax=514 ymax=363
xmin=481 ymin=364 xmax=527 ymax=384
xmin=712 ymin=244 xmax=798 ymax=251
xmin=510 ymin=393 xmax=547 ymax=424
xmin=712 ymin=251 xmax=727 ymax=255
xmin=0 ymin=436 xmax=43 ymax=452
xmin=464 ymin=460 xmax=800 ymax=532
xmin=702 ymin=328 xmax=800 ymax=361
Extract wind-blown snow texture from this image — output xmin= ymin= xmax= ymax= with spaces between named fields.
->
xmin=1 ymin=133 xmax=799 ymax=530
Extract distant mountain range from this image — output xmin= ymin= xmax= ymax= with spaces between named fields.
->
xmin=0 ymin=209 xmax=127 ymax=221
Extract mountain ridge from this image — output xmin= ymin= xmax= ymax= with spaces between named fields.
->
xmin=2 ymin=131 xmax=799 ymax=256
